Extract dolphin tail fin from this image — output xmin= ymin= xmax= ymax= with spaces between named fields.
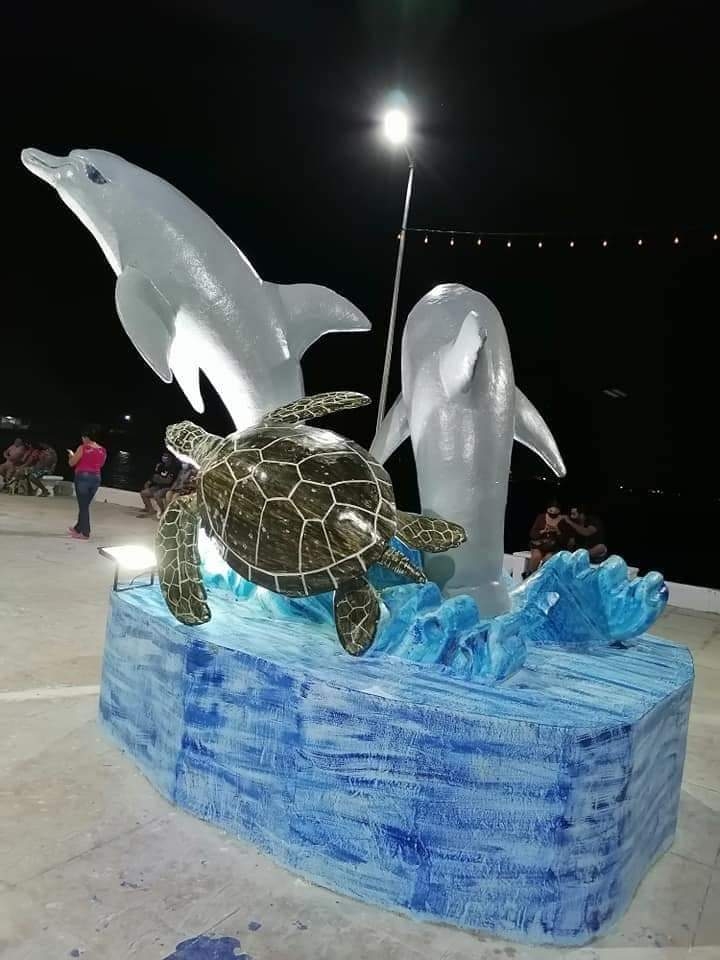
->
xmin=514 ymin=388 xmax=566 ymax=477
xmin=168 ymin=325 xmax=205 ymax=414
xmin=370 ymin=394 xmax=410 ymax=464
xmin=439 ymin=310 xmax=487 ymax=397
xmin=115 ymin=267 xmax=174 ymax=383
xmin=271 ymin=283 xmax=371 ymax=358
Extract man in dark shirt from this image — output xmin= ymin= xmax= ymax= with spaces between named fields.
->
xmin=137 ymin=452 xmax=177 ymax=518
xmin=560 ymin=506 xmax=608 ymax=562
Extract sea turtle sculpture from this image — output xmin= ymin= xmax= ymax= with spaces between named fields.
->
xmin=159 ymin=391 xmax=466 ymax=655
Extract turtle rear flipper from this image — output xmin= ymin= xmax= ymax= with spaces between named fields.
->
xmin=334 ymin=577 xmax=380 ymax=655
xmin=262 ymin=391 xmax=370 ymax=426
xmin=157 ymin=494 xmax=211 ymax=625
xmin=396 ymin=510 xmax=467 ymax=553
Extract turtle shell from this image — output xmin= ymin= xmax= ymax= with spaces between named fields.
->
xmin=197 ymin=424 xmax=396 ymax=596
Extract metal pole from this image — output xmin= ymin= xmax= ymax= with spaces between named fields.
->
xmin=375 ymin=154 xmax=415 ymax=437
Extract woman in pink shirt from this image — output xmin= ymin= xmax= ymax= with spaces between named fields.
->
xmin=67 ymin=425 xmax=107 ymax=540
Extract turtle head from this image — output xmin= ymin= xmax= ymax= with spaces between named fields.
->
xmin=165 ymin=420 xmax=219 ymax=468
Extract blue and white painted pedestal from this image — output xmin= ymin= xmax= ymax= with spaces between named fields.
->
xmin=99 ymin=586 xmax=693 ymax=945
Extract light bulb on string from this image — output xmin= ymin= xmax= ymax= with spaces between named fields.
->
xmin=674 ymin=236 xmax=679 ymax=245
xmin=537 ymin=241 xmax=543 ymax=248
xmin=602 ymin=240 xmax=608 ymax=248
xmin=637 ymin=238 xmax=643 ymax=246
xmin=714 ymin=233 xmax=718 ymax=241
xmin=506 ymin=240 xmax=512 ymax=248
xmin=476 ymin=237 xmax=482 ymax=246
xmin=450 ymin=236 xmax=455 ymax=246
xmin=570 ymin=240 xmax=575 ymax=248
xmin=424 ymin=235 xmax=428 ymax=244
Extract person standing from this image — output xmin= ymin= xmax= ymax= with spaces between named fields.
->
xmin=67 ymin=426 xmax=107 ymax=540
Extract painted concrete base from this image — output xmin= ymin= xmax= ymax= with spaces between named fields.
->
xmin=99 ymin=585 xmax=693 ymax=945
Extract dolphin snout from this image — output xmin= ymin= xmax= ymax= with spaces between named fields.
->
xmin=21 ymin=148 xmax=70 ymax=184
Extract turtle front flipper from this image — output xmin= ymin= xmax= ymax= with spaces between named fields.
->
xmin=334 ymin=577 xmax=381 ymax=655
xmin=396 ymin=510 xmax=467 ymax=553
xmin=156 ymin=494 xmax=211 ymax=625
xmin=262 ymin=391 xmax=370 ymax=426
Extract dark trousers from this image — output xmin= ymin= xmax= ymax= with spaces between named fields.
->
xmin=74 ymin=471 xmax=101 ymax=537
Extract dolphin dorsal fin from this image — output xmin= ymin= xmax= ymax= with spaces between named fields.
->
xmin=439 ymin=310 xmax=487 ymax=397
xmin=514 ymin=388 xmax=566 ymax=477
xmin=269 ymin=283 xmax=371 ymax=358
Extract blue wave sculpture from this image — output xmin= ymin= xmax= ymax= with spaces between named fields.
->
xmin=510 ymin=550 xmax=669 ymax=648
xmin=198 ymin=534 xmax=667 ymax=681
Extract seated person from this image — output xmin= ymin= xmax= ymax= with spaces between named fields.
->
xmin=6 ymin=443 xmax=41 ymax=495
xmin=526 ymin=502 xmax=564 ymax=574
xmin=137 ymin=452 xmax=177 ymax=518
xmin=27 ymin=443 xmax=58 ymax=497
xmin=560 ymin=506 xmax=608 ymax=563
xmin=0 ymin=438 xmax=28 ymax=487
xmin=164 ymin=462 xmax=198 ymax=509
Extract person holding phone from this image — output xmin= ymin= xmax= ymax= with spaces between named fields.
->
xmin=67 ymin=425 xmax=107 ymax=540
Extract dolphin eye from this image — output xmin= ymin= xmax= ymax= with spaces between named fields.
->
xmin=85 ymin=164 xmax=108 ymax=185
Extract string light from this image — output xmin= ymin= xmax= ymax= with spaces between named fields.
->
xmin=404 ymin=227 xmax=720 ymax=249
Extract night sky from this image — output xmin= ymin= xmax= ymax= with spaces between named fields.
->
xmin=3 ymin=0 xmax=718 ymax=508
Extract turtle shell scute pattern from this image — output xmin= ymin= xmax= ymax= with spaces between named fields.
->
xmin=198 ymin=424 xmax=396 ymax=596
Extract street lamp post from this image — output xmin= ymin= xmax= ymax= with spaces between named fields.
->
xmin=375 ymin=110 xmax=414 ymax=437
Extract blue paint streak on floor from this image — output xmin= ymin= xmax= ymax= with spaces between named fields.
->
xmin=100 ymin=584 xmax=691 ymax=946
xmin=163 ymin=934 xmax=249 ymax=959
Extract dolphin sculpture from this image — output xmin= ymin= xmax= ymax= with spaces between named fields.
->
xmin=371 ymin=283 xmax=566 ymax=618
xmin=21 ymin=148 xmax=370 ymax=430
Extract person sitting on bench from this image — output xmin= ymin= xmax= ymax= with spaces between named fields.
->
xmin=137 ymin=452 xmax=177 ymax=518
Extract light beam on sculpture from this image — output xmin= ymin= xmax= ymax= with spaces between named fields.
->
xmin=372 ymin=283 xmax=566 ymax=617
xmin=20 ymin=148 xmax=371 ymax=431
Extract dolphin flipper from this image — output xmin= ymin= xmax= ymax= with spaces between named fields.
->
xmin=115 ymin=267 xmax=174 ymax=383
xmin=514 ymin=388 xmax=567 ymax=477
xmin=271 ymin=283 xmax=371 ymax=358
xmin=168 ymin=327 xmax=205 ymax=414
xmin=370 ymin=394 xmax=410 ymax=464
xmin=439 ymin=310 xmax=487 ymax=397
